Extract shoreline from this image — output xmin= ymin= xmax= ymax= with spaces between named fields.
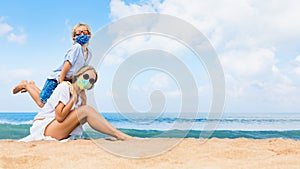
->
xmin=1 ymin=138 xmax=300 ymax=169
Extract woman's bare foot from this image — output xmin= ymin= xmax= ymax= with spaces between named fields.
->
xmin=13 ymin=80 xmax=28 ymax=94
xmin=116 ymin=135 xmax=132 ymax=141
xmin=115 ymin=132 xmax=138 ymax=141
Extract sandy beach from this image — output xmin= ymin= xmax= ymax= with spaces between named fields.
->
xmin=1 ymin=138 xmax=300 ymax=169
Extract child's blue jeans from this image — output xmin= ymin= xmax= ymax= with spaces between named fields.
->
xmin=40 ymin=79 xmax=58 ymax=104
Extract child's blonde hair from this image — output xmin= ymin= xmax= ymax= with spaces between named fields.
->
xmin=71 ymin=23 xmax=92 ymax=38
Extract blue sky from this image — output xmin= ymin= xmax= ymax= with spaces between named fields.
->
xmin=1 ymin=0 xmax=300 ymax=113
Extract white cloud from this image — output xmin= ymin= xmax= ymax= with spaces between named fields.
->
xmin=0 ymin=23 xmax=13 ymax=36
xmin=149 ymin=73 xmax=170 ymax=89
xmin=295 ymin=55 xmax=300 ymax=63
xmin=260 ymin=1 xmax=300 ymax=39
xmin=1 ymin=16 xmax=27 ymax=44
xmin=7 ymin=33 xmax=27 ymax=44
xmin=61 ymin=19 xmax=73 ymax=43
xmin=103 ymin=35 xmax=189 ymax=67
xmin=104 ymin=55 xmax=124 ymax=65
xmin=8 ymin=69 xmax=34 ymax=78
xmin=220 ymin=48 xmax=277 ymax=77
xmin=165 ymin=90 xmax=181 ymax=98
xmin=291 ymin=55 xmax=300 ymax=76
xmin=130 ymin=72 xmax=181 ymax=98
xmin=110 ymin=0 xmax=300 ymax=47
xmin=0 ymin=68 xmax=34 ymax=85
xmin=293 ymin=67 xmax=300 ymax=76
xmin=110 ymin=0 xmax=158 ymax=20
xmin=138 ymin=73 xmax=171 ymax=94
xmin=109 ymin=0 xmax=300 ymax=112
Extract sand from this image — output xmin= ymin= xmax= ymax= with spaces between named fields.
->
xmin=1 ymin=138 xmax=300 ymax=169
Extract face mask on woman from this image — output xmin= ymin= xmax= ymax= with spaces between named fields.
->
xmin=76 ymin=73 xmax=95 ymax=90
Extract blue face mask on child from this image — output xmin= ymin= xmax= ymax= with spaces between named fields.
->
xmin=76 ymin=34 xmax=90 ymax=45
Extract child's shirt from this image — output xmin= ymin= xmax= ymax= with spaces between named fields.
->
xmin=48 ymin=43 xmax=92 ymax=81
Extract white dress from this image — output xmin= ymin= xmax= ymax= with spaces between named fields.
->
xmin=19 ymin=82 xmax=83 ymax=142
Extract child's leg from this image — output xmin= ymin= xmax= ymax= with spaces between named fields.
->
xmin=26 ymin=82 xmax=45 ymax=108
xmin=39 ymin=79 xmax=58 ymax=107
xmin=24 ymin=81 xmax=44 ymax=108
xmin=13 ymin=80 xmax=45 ymax=108
xmin=29 ymin=81 xmax=41 ymax=93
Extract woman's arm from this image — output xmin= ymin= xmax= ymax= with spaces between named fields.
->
xmin=54 ymin=84 xmax=77 ymax=123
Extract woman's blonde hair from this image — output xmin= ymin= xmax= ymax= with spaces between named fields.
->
xmin=72 ymin=66 xmax=98 ymax=84
xmin=71 ymin=23 xmax=92 ymax=38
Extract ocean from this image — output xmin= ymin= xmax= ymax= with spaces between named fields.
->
xmin=1 ymin=112 xmax=300 ymax=140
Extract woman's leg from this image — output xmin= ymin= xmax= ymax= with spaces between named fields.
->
xmin=13 ymin=80 xmax=44 ymax=107
xmin=44 ymin=105 xmax=132 ymax=140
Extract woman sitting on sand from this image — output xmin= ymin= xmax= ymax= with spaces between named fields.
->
xmin=20 ymin=66 xmax=132 ymax=142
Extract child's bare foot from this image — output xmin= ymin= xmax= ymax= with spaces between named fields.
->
xmin=13 ymin=80 xmax=28 ymax=94
xmin=20 ymin=89 xmax=27 ymax=93
xmin=20 ymin=81 xmax=35 ymax=93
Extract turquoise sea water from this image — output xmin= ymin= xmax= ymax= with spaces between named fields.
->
xmin=1 ymin=112 xmax=300 ymax=140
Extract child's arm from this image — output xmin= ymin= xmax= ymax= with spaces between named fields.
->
xmin=59 ymin=61 xmax=72 ymax=83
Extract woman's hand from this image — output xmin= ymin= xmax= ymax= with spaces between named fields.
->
xmin=65 ymin=81 xmax=78 ymax=102
xmin=68 ymin=83 xmax=77 ymax=101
